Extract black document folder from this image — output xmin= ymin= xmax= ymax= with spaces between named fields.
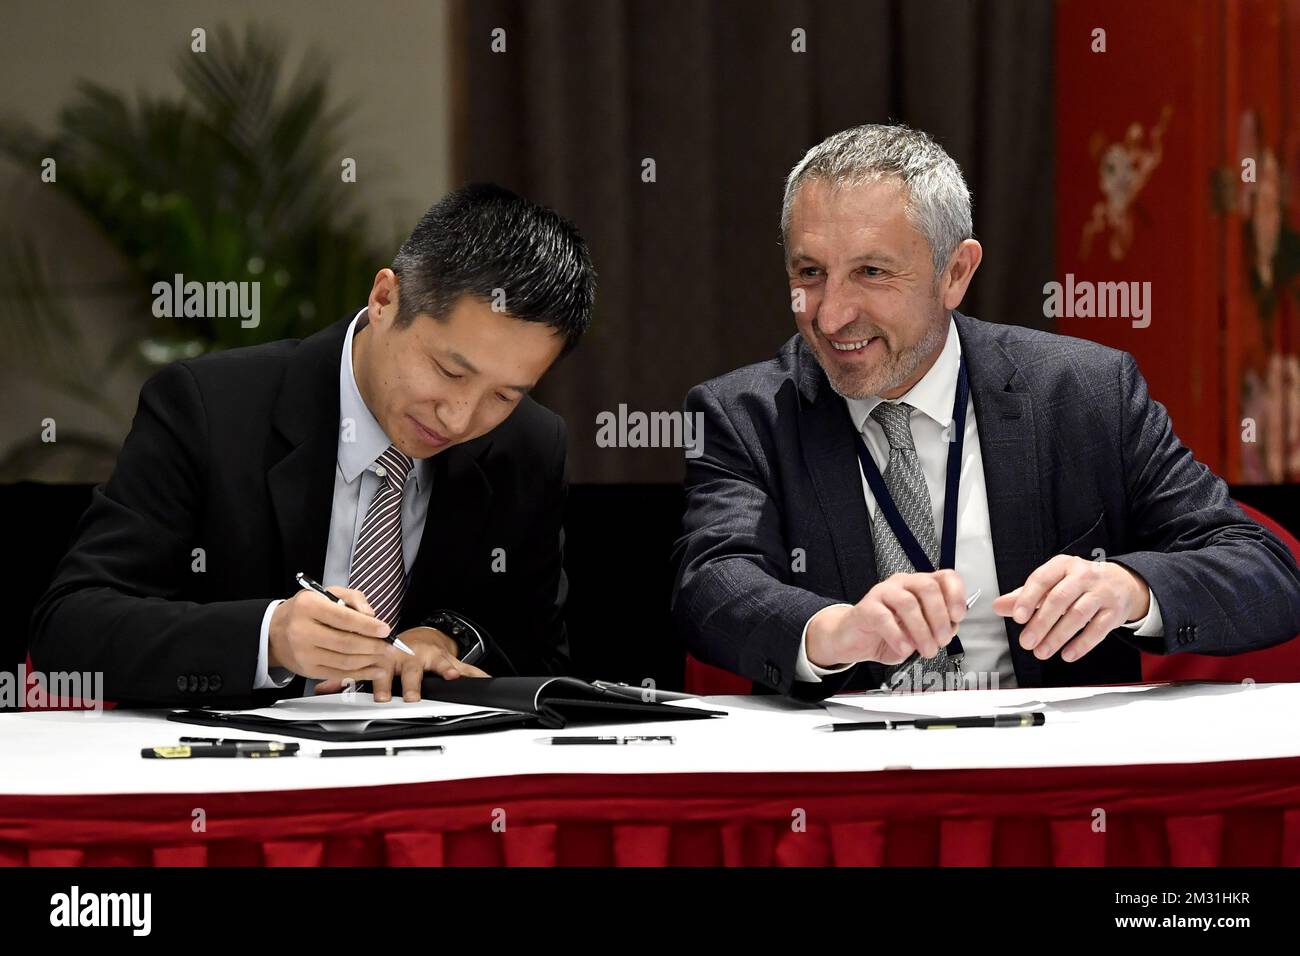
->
xmin=167 ymin=676 xmax=724 ymax=742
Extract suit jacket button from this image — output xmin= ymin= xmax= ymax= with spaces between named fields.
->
xmin=210 ymin=674 xmax=223 ymax=692
xmin=176 ymin=676 xmax=188 ymax=692
xmin=198 ymin=676 xmax=209 ymax=693
xmin=188 ymin=675 xmax=199 ymax=692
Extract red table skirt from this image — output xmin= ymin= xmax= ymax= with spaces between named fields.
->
xmin=3 ymin=758 xmax=1300 ymax=866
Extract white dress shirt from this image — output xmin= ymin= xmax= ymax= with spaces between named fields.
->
xmin=254 ymin=308 xmax=434 ymax=689
xmin=795 ymin=315 xmax=1163 ymax=687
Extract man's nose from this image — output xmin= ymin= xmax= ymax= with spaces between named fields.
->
xmin=816 ymin=276 xmax=859 ymax=335
xmin=437 ymin=401 xmax=473 ymax=437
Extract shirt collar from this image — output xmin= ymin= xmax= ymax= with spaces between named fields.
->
xmin=844 ymin=315 xmax=961 ymax=434
xmin=337 ymin=307 xmax=426 ymax=492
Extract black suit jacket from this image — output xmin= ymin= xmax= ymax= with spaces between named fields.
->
xmin=29 ymin=313 xmax=570 ymax=707
xmin=671 ymin=312 xmax=1300 ymax=699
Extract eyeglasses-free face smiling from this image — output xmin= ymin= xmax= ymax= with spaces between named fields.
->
xmin=353 ymin=275 xmax=565 ymax=459
xmin=786 ymin=176 xmax=955 ymax=401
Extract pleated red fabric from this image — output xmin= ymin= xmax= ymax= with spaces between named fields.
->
xmin=3 ymin=759 xmax=1298 ymax=866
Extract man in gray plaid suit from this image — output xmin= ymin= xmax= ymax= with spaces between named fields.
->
xmin=671 ymin=124 xmax=1300 ymax=699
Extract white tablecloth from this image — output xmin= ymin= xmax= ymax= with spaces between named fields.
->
xmin=2 ymin=681 xmax=1296 ymax=796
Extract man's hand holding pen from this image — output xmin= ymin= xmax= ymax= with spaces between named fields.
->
xmin=268 ymin=581 xmax=489 ymax=702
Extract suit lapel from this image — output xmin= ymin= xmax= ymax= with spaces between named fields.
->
xmin=954 ymin=313 xmax=1046 ymax=686
xmin=795 ymin=340 xmax=878 ymax=600
xmin=266 ymin=316 xmax=352 ymax=592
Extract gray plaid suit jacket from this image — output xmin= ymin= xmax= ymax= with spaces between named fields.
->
xmin=671 ymin=311 xmax=1300 ymax=699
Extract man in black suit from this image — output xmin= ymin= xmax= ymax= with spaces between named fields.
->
xmin=672 ymin=124 xmax=1300 ymax=700
xmin=30 ymin=183 xmax=596 ymax=707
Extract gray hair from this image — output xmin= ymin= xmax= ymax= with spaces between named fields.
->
xmin=781 ymin=124 xmax=973 ymax=278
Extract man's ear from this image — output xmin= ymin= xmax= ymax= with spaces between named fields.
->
xmin=940 ymin=239 xmax=983 ymax=311
xmin=369 ymin=268 xmax=400 ymax=324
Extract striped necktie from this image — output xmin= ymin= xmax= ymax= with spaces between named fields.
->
xmin=348 ymin=444 xmax=415 ymax=629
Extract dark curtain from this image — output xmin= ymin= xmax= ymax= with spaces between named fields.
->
xmin=455 ymin=0 xmax=1055 ymax=482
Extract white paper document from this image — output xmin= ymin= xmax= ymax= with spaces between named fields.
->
xmin=198 ymin=692 xmax=513 ymax=724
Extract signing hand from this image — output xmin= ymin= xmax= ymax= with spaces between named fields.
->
xmin=992 ymin=556 xmax=1149 ymax=663
xmin=267 ymin=586 xmax=394 ymax=685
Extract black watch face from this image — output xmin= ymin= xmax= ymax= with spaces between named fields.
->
xmin=429 ymin=613 xmax=477 ymax=656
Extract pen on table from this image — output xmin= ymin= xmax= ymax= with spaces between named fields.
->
xmin=295 ymin=571 xmax=415 ymax=656
xmin=309 ymin=745 xmax=445 ymax=758
xmin=142 ymin=742 xmax=301 ymax=758
xmin=179 ymin=736 xmax=270 ymax=745
xmin=142 ymin=743 xmax=444 ymax=759
xmin=539 ymin=736 xmax=676 ymax=745
xmin=814 ymin=712 xmax=1046 ymax=732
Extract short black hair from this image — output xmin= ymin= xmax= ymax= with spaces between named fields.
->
xmin=391 ymin=183 xmax=596 ymax=355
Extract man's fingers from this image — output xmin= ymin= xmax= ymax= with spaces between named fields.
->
xmin=306 ymin=592 xmax=390 ymax=639
xmin=1021 ymin=571 xmax=1087 ymax=650
xmin=400 ymin=655 xmax=426 ymax=702
xmin=1060 ymin=610 xmax=1117 ymax=663
xmin=856 ymin=603 xmax=912 ymax=663
xmin=311 ymin=623 xmax=397 ymax=657
xmin=307 ymin=645 xmax=388 ymax=674
xmin=370 ymin=667 xmax=395 ymax=704
xmin=906 ymin=577 xmax=956 ymax=648
xmin=309 ymin=664 xmax=389 ymax=684
xmin=432 ymin=651 xmax=462 ymax=681
xmin=1034 ymin=592 xmax=1104 ymax=660
xmin=883 ymin=586 xmax=938 ymax=658
xmin=1011 ymin=557 xmax=1073 ymax=625
xmin=934 ymin=569 xmax=968 ymax=621
xmin=991 ymin=587 xmax=1022 ymax=617
xmin=326 ymin=586 xmax=376 ymax=617
xmin=453 ymin=660 xmax=490 ymax=678
xmin=878 ymin=640 xmax=914 ymax=666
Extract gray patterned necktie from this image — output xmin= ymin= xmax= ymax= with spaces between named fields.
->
xmin=867 ymin=401 xmax=960 ymax=692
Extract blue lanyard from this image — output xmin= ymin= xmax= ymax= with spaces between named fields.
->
xmin=851 ymin=355 xmax=970 ymax=652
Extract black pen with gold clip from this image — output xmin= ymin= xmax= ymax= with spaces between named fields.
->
xmin=142 ymin=742 xmax=300 ymax=758
xmin=815 ymin=712 xmax=1046 ymax=732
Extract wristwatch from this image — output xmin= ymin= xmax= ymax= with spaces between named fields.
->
xmin=418 ymin=610 xmax=488 ymax=666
